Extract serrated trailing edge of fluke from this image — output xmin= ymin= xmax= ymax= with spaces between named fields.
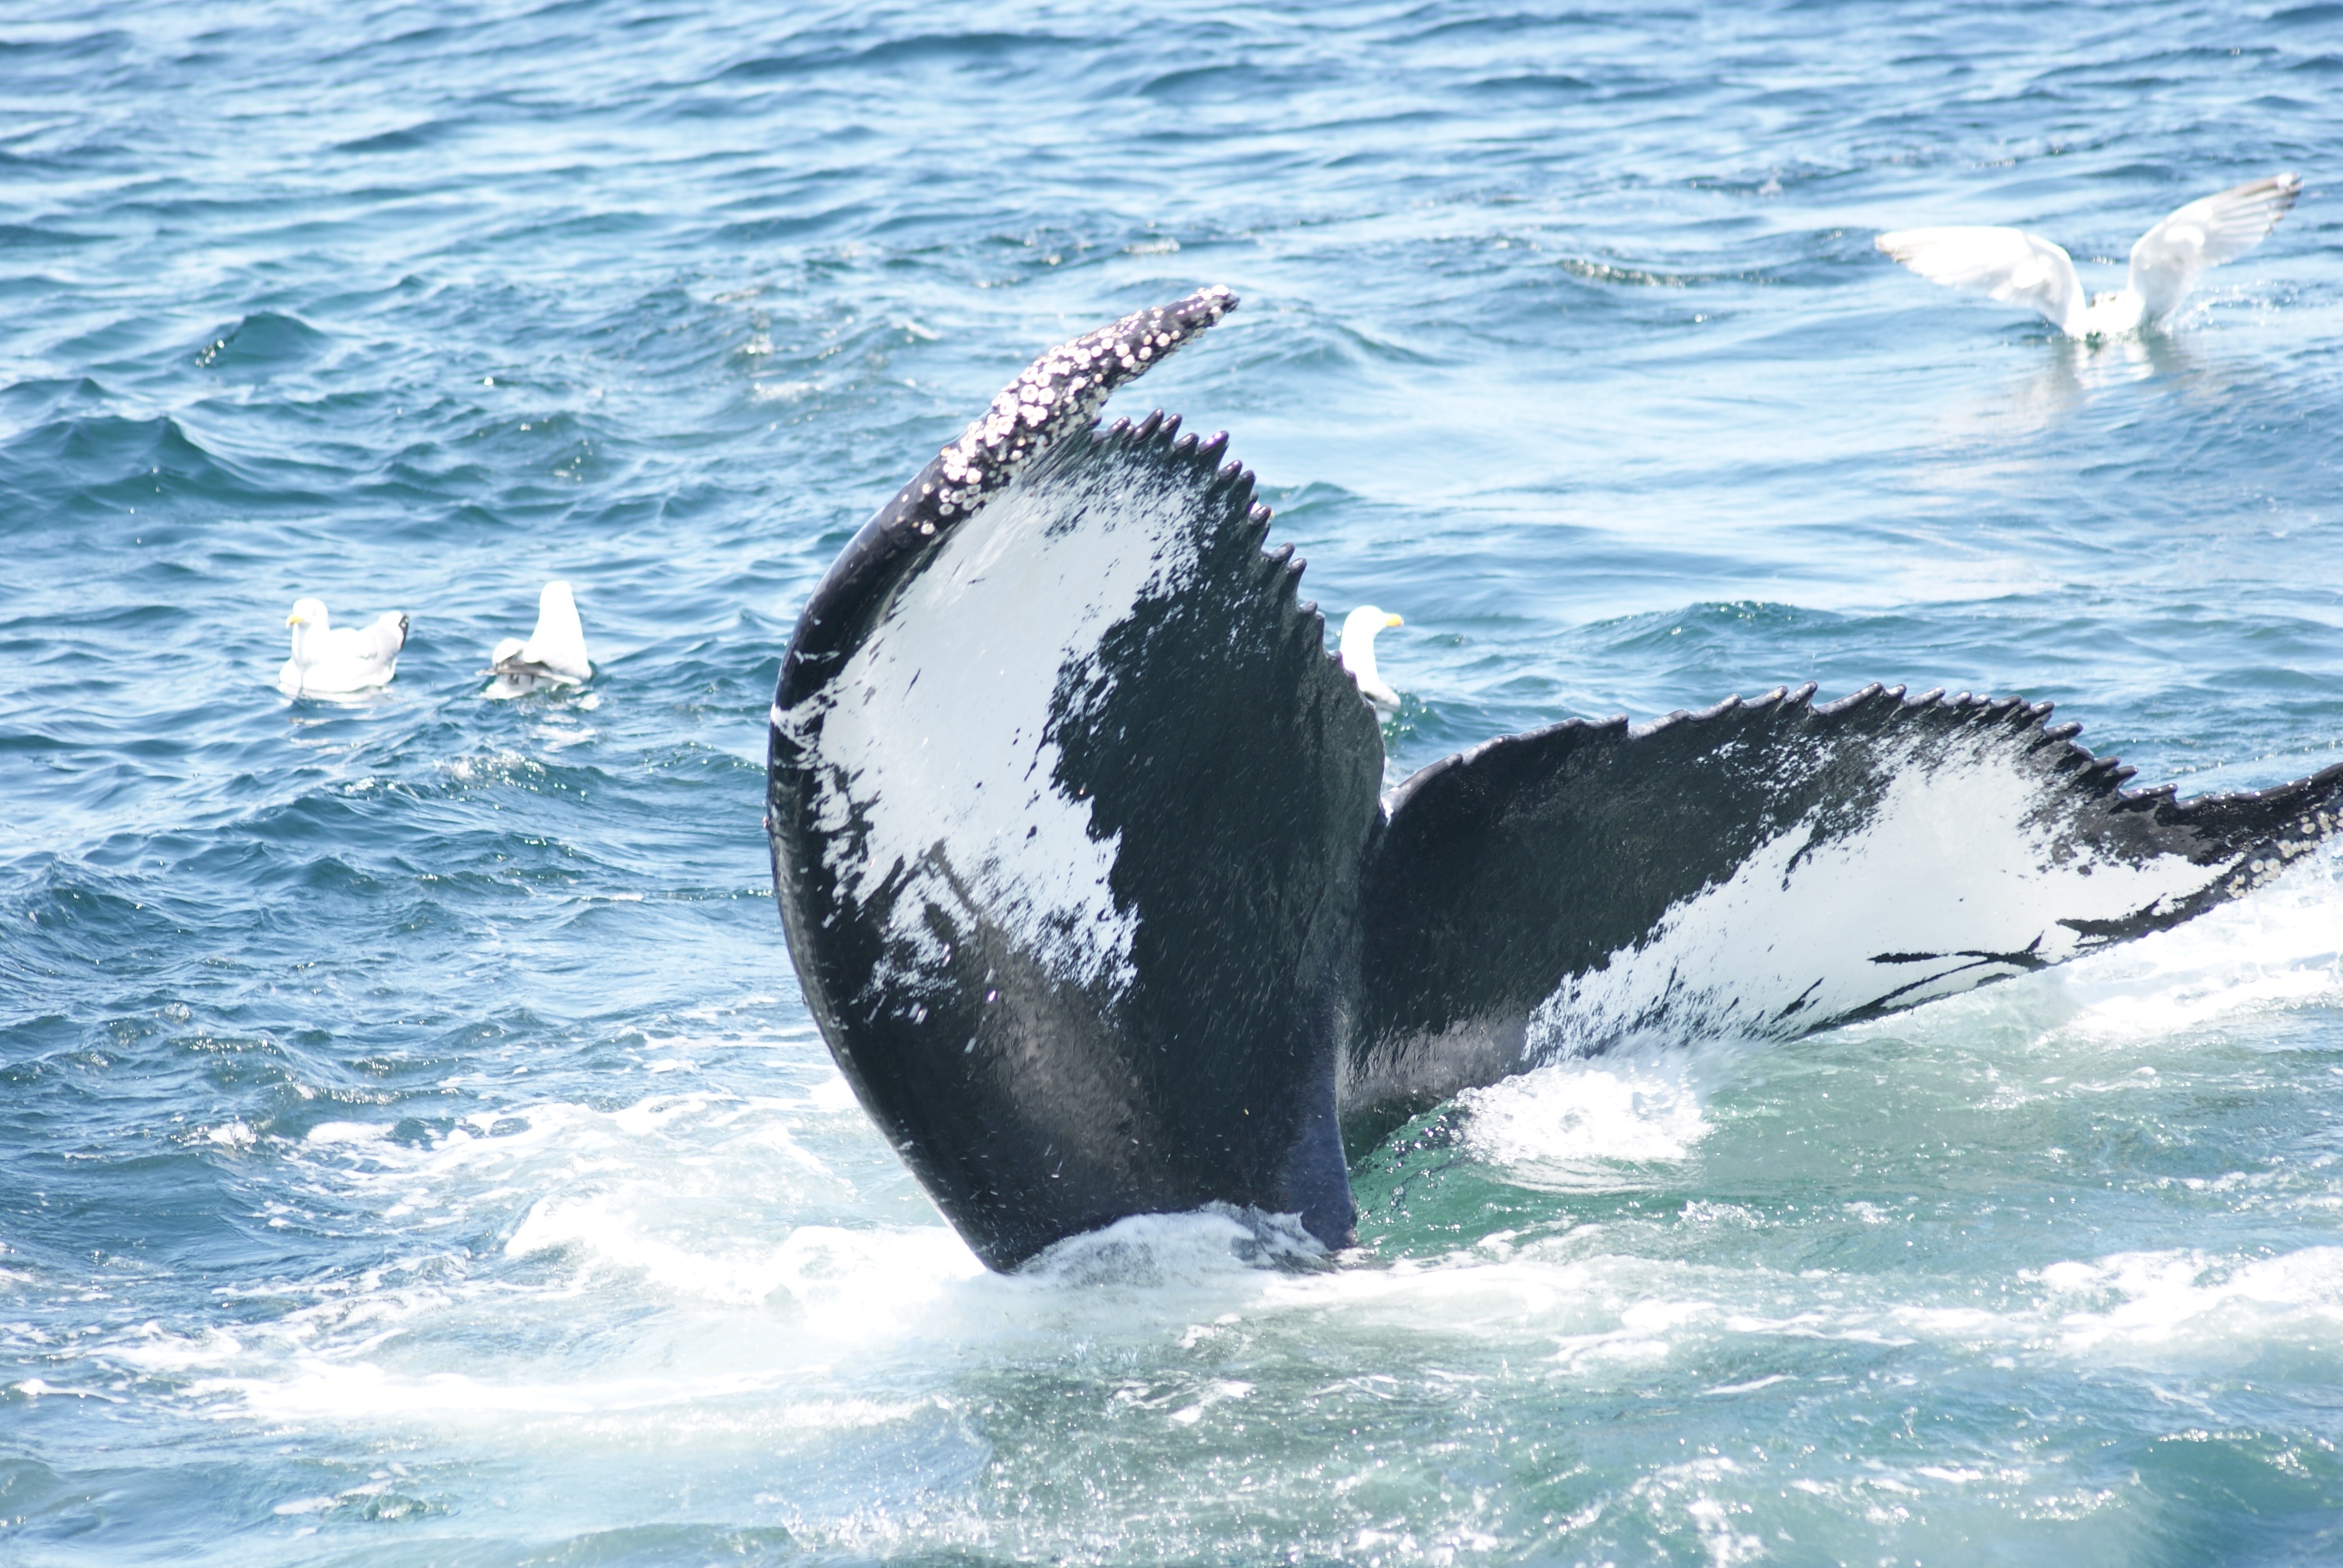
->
xmin=1385 ymin=676 xmax=2341 ymax=828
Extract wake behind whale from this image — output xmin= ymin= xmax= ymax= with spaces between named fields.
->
xmin=765 ymin=289 xmax=2343 ymax=1272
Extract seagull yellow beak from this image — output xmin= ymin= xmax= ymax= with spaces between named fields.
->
xmin=286 ymin=611 xmax=303 ymax=626
xmin=1384 ymin=613 xmax=1403 ymax=629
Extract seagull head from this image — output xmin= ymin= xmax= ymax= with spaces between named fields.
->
xmin=1339 ymin=606 xmax=1405 ymax=709
xmin=287 ymin=597 xmax=330 ymax=630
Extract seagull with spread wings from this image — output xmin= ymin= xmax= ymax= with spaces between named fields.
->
xmin=1878 ymin=174 xmax=2301 ymax=338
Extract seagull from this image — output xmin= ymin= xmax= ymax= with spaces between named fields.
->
xmin=1877 ymin=173 xmax=2301 ymax=337
xmin=279 ymin=598 xmax=407 ymax=697
xmin=1340 ymin=606 xmax=1404 ymax=710
xmin=484 ymin=580 xmax=592 ymax=699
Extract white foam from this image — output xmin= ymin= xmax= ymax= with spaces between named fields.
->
xmin=306 ymin=1120 xmax=391 ymax=1146
xmin=1018 ymin=1205 xmax=1325 ymax=1286
xmin=2043 ymin=852 xmax=2343 ymax=1045
xmin=1629 ymin=1458 xmax=1766 ymax=1566
xmin=2039 ymin=1246 xmax=2343 ymax=1361
xmin=220 ymin=1351 xmax=940 ymax=1427
xmin=506 ymin=1193 xmax=793 ymax=1305
xmin=1459 ymin=1042 xmax=1725 ymax=1182
xmin=198 ymin=1202 xmax=1355 ymax=1433
xmin=135 ymin=883 xmax=2340 ymax=1498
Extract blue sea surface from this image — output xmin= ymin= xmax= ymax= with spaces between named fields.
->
xmin=5 ymin=1 xmax=2343 ymax=1561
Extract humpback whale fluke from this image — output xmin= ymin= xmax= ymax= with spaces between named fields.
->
xmin=766 ymin=289 xmax=2343 ymax=1271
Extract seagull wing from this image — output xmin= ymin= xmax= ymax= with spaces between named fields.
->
xmin=490 ymin=645 xmax=568 ymax=684
xmin=358 ymin=612 xmax=408 ymax=672
xmin=2129 ymin=173 xmax=2301 ymax=325
xmin=1876 ymin=226 xmax=2086 ymax=334
xmin=1349 ymin=685 xmax=2343 ymax=1140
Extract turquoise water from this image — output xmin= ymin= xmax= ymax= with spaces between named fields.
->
xmin=5 ymin=1 xmax=2343 ymax=1561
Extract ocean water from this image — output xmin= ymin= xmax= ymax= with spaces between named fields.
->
xmin=4 ymin=0 xmax=2342 ymax=1561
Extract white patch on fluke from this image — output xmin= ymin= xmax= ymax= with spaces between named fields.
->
xmin=791 ymin=449 xmax=1203 ymax=997
xmin=1527 ymin=725 xmax=2235 ymax=1058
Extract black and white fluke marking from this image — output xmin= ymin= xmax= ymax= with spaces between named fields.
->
xmin=765 ymin=289 xmax=2343 ymax=1271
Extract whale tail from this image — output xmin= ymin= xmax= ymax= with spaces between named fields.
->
xmin=767 ymin=292 xmax=2343 ymax=1270
xmin=1351 ymin=683 xmax=2342 ymax=1144
xmin=768 ymin=291 xmax=1381 ymax=1270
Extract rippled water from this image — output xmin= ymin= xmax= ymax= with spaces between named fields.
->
xmin=5 ymin=1 xmax=2342 ymax=1561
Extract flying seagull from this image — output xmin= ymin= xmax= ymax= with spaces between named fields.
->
xmin=1877 ymin=173 xmax=2301 ymax=336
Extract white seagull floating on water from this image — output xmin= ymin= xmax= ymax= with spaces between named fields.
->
xmin=484 ymin=580 xmax=593 ymax=699
xmin=279 ymin=597 xmax=408 ymax=697
xmin=1340 ymin=606 xmax=1404 ymax=710
xmin=1877 ymin=172 xmax=2301 ymax=338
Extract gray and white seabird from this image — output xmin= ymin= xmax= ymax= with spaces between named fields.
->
xmin=1878 ymin=173 xmax=2301 ymax=336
